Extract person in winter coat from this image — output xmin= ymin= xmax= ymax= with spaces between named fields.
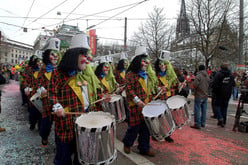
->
xmin=212 ymin=63 xmax=235 ymax=127
xmin=191 ymin=65 xmax=210 ymax=129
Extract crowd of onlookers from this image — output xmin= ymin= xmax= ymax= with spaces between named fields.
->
xmin=0 ymin=64 xmax=20 ymax=84
xmin=178 ymin=66 xmax=248 ymax=101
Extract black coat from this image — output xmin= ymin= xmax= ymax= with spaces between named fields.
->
xmin=212 ymin=68 xmax=235 ymax=100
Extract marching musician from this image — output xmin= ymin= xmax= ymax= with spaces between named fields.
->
xmin=36 ymin=38 xmax=61 ymax=146
xmin=153 ymin=50 xmax=178 ymax=143
xmin=113 ymin=52 xmax=129 ymax=86
xmin=113 ymin=52 xmax=129 ymax=120
xmin=122 ymin=46 xmax=158 ymax=157
xmin=23 ymin=55 xmax=42 ymax=131
xmin=94 ymin=56 xmax=118 ymax=111
xmin=48 ymin=33 xmax=97 ymax=165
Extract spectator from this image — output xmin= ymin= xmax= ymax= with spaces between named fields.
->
xmin=212 ymin=63 xmax=235 ymax=127
xmin=191 ymin=65 xmax=210 ymax=129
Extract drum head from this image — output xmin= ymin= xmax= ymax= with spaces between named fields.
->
xmin=75 ymin=111 xmax=114 ymax=129
xmin=110 ymin=95 xmax=122 ymax=103
xmin=166 ymin=95 xmax=187 ymax=109
xmin=142 ymin=101 xmax=166 ymax=118
xmin=30 ymin=93 xmax=40 ymax=101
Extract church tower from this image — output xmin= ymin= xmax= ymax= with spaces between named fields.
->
xmin=176 ymin=0 xmax=190 ymax=40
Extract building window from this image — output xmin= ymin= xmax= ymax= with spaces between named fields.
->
xmin=12 ymin=54 xmax=13 ymax=57
xmin=5 ymin=58 xmax=7 ymax=62
xmin=11 ymin=59 xmax=14 ymax=63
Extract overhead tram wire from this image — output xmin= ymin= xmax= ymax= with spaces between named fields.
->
xmin=61 ymin=0 xmax=85 ymax=23
xmin=21 ymin=0 xmax=36 ymax=30
xmin=86 ymin=0 xmax=149 ymax=30
xmin=25 ymin=0 xmax=69 ymax=27
xmin=35 ymin=0 xmax=149 ymax=30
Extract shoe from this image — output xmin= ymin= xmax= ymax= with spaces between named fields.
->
xmin=41 ymin=139 xmax=48 ymax=147
xmin=201 ymin=125 xmax=205 ymax=128
xmin=211 ymin=115 xmax=217 ymax=119
xmin=217 ymin=120 xmax=224 ymax=127
xmin=124 ymin=145 xmax=130 ymax=154
xmin=190 ymin=125 xmax=201 ymax=129
xmin=140 ymin=150 xmax=155 ymax=157
xmin=0 ymin=127 xmax=6 ymax=132
xmin=30 ymin=125 xmax=35 ymax=131
xmin=165 ymin=136 xmax=174 ymax=143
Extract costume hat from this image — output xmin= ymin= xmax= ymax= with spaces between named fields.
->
xmin=43 ymin=38 xmax=61 ymax=51
xmin=70 ymin=32 xmax=90 ymax=49
xmin=159 ymin=50 xmax=170 ymax=61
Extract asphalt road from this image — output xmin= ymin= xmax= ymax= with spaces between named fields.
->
xmin=0 ymin=80 xmax=248 ymax=165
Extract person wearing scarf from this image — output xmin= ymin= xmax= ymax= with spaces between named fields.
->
xmin=154 ymin=58 xmax=178 ymax=143
xmin=94 ymin=62 xmax=116 ymax=111
xmin=23 ymin=55 xmax=42 ymax=131
xmin=47 ymin=33 xmax=104 ymax=165
xmin=36 ymin=47 xmax=60 ymax=147
xmin=122 ymin=51 xmax=160 ymax=157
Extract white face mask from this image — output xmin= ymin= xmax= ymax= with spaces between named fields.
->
xmin=159 ymin=63 xmax=166 ymax=72
xmin=141 ymin=58 xmax=149 ymax=71
xmin=78 ymin=55 xmax=88 ymax=71
xmin=49 ymin=50 xmax=59 ymax=65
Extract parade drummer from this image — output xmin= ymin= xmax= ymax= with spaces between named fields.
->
xmin=36 ymin=38 xmax=61 ymax=146
xmin=153 ymin=50 xmax=178 ymax=143
xmin=113 ymin=52 xmax=129 ymax=86
xmin=94 ymin=56 xmax=119 ymax=111
xmin=23 ymin=54 xmax=42 ymax=131
xmin=122 ymin=46 xmax=159 ymax=157
xmin=48 ymin=33 xmax=106 ymax=165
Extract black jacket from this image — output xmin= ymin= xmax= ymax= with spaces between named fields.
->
xmin=212 ymin=68 xmax=235 ymax=100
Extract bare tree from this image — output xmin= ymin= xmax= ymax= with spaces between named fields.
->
xmin=131 ymin=7 xmax=175 ymax=58
xmin=187 ymin=0 xmax=235 ymax=67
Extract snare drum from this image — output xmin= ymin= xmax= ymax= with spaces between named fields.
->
xmin=101 ymin=95 xmax=126 ymax=122
xmin=166 ymin=95 xmax=190 ymax=128
xmin=75 ymin=111 xmax=117 ymax=165
xmin=30 ymin=93 xmax=43 ymax=113
xmin=142 ymin=100 xmax=175 ymax=141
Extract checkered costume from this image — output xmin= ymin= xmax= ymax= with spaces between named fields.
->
xmin=48 ymin=69 xmax=85 ymax=142
xmin=125 ymin=71 xmax=155 ymax=126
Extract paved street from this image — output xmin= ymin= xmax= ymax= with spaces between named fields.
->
xmin=0 ymin=80 xmax=248 ymax=165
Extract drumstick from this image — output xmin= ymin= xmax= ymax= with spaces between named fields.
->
xmin=152 ymin=90 xmax=163 ymax=100
xmin=52 ymin=112 xmax=84 ymax=115
xmin=179 ymin=80 xmax=187 ymax=93
xmin=90 ymin=94 xmax=116 ymax=105
xmin=65 ymin=112 xmax=84 ymax=115
xmin=146 ymin=103 xmax=163 ymax=106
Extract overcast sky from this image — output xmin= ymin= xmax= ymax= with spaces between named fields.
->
xmin=0 ymin=0 xmax=181 ymax=45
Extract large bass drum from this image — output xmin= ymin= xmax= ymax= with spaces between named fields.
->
xmin=101 ymin=95 xmax=126 ymax=122
xmin=75 ymin=111 xmax=117 ymax=165
xmin=142 ymin=100 xmax=175 ymax=141
xmin=166 ymin=95 xmax=190 ymax=128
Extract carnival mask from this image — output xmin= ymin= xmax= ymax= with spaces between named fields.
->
xmin=49 ymin=50 xmax=59 ymax=65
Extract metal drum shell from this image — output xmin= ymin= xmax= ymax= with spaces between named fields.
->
xmin=142 ymin=100 xmax=176 ymax=141
xmin=75 ymin=111 xmax=117 ymax=165
xmin=101 ymin=95 xmax=126 ymax=123
xmin=30 ymin=93 xmax=43 ymax=113
xmin=166 ymin=95 xmax=190 ymax=128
